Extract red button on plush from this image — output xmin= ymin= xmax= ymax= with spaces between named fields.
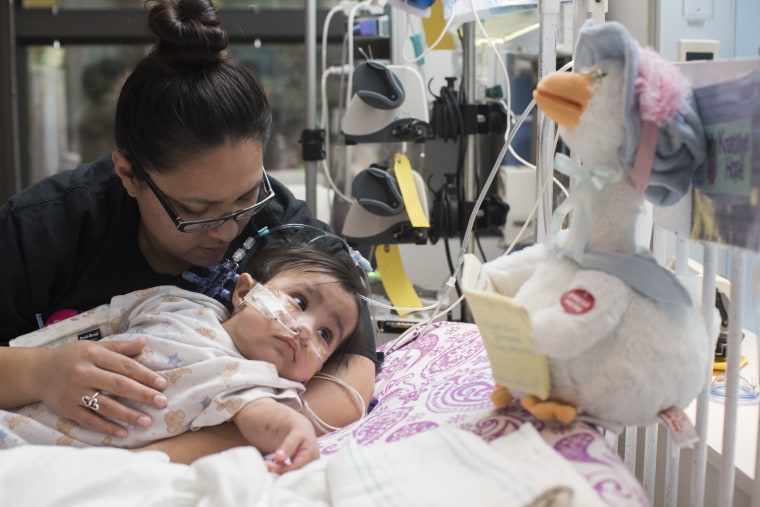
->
xmin=560 ymin=289 xmax=594 ymax=315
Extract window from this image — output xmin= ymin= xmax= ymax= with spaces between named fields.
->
xmin=7 ymin=5 xmax=346 ymax=193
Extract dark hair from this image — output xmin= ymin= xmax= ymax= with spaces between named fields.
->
xmin=115 ymin=0 xmax=271 ymax=172
xmin=243 ymin=241 xmax=369 ymax=368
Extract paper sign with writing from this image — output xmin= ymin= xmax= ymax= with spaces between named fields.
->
xmin=461 ymin=254 xmax=551 ymax=399
xmin=685 ymin=59 xmax=760 ymax=252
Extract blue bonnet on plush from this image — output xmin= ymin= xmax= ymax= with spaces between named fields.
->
xmin=465 ymin=20 xmax=718 ymax=430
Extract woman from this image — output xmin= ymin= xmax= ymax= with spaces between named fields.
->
xmin=0 ymin=0 xmax=378 ymax=463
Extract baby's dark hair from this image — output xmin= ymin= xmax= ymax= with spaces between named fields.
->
xmin=115 ymin=0 xmax=271 ymax=172
xmin=243 ymin=241 xmax=369 ymax=368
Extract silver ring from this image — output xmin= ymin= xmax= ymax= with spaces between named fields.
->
xmin=81 ymin=391 xmax=102 ymax=412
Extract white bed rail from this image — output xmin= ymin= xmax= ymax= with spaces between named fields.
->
xmin=530 ymin=7 xmax=759 ymax=506
xmin=616 ymin=208 xmax=758 ymax=507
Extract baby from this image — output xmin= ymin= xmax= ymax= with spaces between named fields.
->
xmin=1 ymin=240 xmax=368 ymax=473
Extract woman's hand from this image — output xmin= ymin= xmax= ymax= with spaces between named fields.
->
xmin=29 ymin=337 xmax=168 ymax=437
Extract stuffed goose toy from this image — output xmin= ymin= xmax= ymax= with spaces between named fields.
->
xmin=469 ymin=20 xmax=716 ymax=429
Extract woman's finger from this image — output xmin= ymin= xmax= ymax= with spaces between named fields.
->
xmin=98 ymin=337 xmax=169 ymax=393
xmin=74 ymin=396 xmax=132 ymax=438
xmin=33 ymin=339 xmax=167 ymax=435
xmin=77 ymin=386 xmax=157 ymax=433
xmin=92 ymin=355 xmax=169 ymax=410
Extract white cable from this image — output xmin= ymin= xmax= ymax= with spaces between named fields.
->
xmin=320 ymin=3 xmax=356 ymax=213
xmin=376 ymin=93 xmax=540 ymax=366
xmin=469 ymin=0 xmax=512 ymax=109
xmin=502 ymin=129 xmax=558 ymax=256
xmin=379 ymin=58 xmax=574 ymax=352
xmin=302 ymin=371 xmax=367 ymax=433
xmin=496 ymin=61 xmax=573 ymax=253
xmin=360 ymin=294 xmax=440 ymax=313
xmin=377 ymin=293 xmax=466 ymax=394
xmin=319 ymin=67 xmax=354 ymax=203
xmin=345 ymin=0 xmax=373 ymax=107
xmin=322 ymin=3 xmax=345 ymax=76
xmin=401 ymin=7 xmax=458 ymax=64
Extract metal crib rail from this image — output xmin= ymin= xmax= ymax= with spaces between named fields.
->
xmin=717 ymin=251 xmax=747 ymax=506
xmin=691 ymin=243 xmax=717 ymax=507
xmin=621 ymin=223 xmax=756 ymax=506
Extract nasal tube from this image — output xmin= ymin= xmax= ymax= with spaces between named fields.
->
xmin=241 ymin=283 xmax=326 ymax=364
xmin=242 ymin=283 xmax=300 ymax=336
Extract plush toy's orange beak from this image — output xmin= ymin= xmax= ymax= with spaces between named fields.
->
xmin=532 ymin=71 xmax=594 ymax=129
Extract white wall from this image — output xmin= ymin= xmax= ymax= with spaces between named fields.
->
xmin=735 ymin=0 xmax=760 ymax=57
xmin=610 ymin=0 xmax=760 ymax=61
xmin=607 ymin=0 xmax=652 ymax=47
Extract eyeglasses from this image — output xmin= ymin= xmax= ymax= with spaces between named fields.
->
xmin=132 ymin=163 xmax=276 ymax=233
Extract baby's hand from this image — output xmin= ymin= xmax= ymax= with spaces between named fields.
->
xmin=265 ymin=416 xmax=319 ymax=474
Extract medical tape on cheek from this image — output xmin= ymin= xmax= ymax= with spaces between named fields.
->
xmin=242 ymin=284 xmax=300 ymax=336
xmin=305 ymin=338 xmax=325 ymax=364
xmin=242 ymin=283 xmax=327 ymax=367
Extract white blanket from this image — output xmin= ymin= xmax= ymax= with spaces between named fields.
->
xmin=0 ymin=424 xmax=603 ymax=507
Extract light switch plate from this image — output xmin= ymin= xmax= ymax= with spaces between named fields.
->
xmin=683 ymin=0 xmax=714 ymax=22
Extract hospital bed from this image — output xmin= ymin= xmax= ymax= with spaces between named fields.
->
xmin=0 ymin=174 xmax=756 ymax=506
xmin=1 ymin=262 xmax=752 ymax=507
xmin=0 ymin=321 xmax=647 ymax=506
xmin=2 ymin=9 xmax=758 ymax=507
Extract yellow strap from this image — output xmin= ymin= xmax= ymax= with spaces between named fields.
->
xmin=375 ymin=244 xmax=422 ymax=317
xmin=393 ymin=153 xmax=430 ymax=228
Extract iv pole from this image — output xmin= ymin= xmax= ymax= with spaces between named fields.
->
xmin=304 ymin=0 xmax=318 ymax=215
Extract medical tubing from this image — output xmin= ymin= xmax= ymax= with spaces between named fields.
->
xmin=395 ymin=65 xmax=570 ymax=338
xmin=301 ymin=371 xmax=367 ymax=433
xmin=242 ymin=283 xmax=300 ymax=335
xmin=320 ymin=66 xmax=354 ymax=203
xmin=381 ymin=94 xmax=539 ymax=349
xmin=710 ymin=374 xmax=759 ymax=405
xmin=317 ymin=10 xmax=355 ymax=201
xmin=464 ymin=60 xmax=573 ymax=261
xmin=359 ymin=295 xmax=439 ymax=313
xmin=468 ymin=0 xmax=512 ymax=116
xmin=458 ymin=96 xmax=535 ymax=271
xmin=322 ymin=3 xmax=345 ymax=75
xmin=345 ymin=0 xmax=374 ymax=107
xmin=402 ymin=6 xmax=457 ymax=64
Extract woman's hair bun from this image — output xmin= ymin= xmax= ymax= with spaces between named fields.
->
xmin=146 ymin=0 xmax=229 ymax=63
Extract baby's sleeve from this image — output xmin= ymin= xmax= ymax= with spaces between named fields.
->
xmin=176 ymin=358 xmax=304 ymax=431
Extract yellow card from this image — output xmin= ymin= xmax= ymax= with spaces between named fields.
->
xmin=393 ymin=153 xmax=430 ymax=228
xmin=461 ymin=254 xmax=551 ymax=399
xmin=421 ymin=0 xmax=456 ymax=50
xmin=713 ymin=355 xmax=748 ymax=374
xmin=375 ymin=244 xmax=423 ymax=317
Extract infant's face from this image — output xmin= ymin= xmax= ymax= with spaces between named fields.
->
xmin=224 ymin=270 xmax=358 ymax=382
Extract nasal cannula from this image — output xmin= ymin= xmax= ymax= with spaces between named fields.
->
xmin=242 ymin=283 xmax=299 ymax=333
xmin=239 ymin=282 xmax=326 ymax=364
